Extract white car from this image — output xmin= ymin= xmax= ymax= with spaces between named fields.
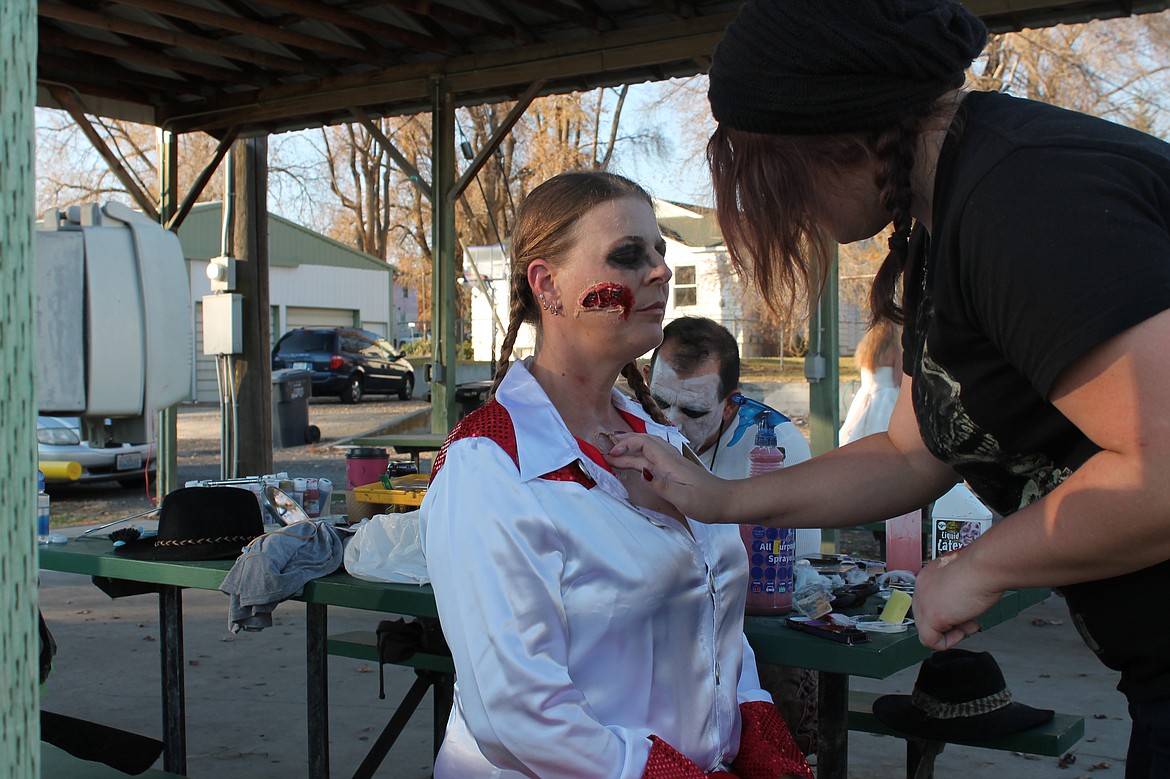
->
xmin=37 ymin=416 xmax=157 ymax=487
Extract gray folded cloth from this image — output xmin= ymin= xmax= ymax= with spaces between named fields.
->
xmin=220 ymin=520 xmax=344 ymax=633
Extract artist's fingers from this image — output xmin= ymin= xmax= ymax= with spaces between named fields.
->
xmin=606 ymin=431 xmax=650 ymax=457
xmin=919 ymin=620 xmax=981 ymax=651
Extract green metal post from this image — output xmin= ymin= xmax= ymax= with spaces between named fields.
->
xmin=157 ymin=128 xmax=180 ymax=497
xmin=430 ymin=77 xmax=458 ymax=433
xmin=2 ymin=1 xmax=41 ymax=774
xmin=807 ymin=245 xmax=841 ymax=552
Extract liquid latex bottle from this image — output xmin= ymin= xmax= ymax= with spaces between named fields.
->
xmin=731 ymin=395 xmax=795 ymax=615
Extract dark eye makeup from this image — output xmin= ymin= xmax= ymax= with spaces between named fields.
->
xmin=606 ymin=238 xmax=666 ymax=269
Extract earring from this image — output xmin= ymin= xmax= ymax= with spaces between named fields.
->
xmin=550 ymin=300 xmax=564 ymax=317
xmin=539 ymin=293 xmax=549 ymax=311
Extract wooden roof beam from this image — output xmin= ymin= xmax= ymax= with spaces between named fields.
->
xmin=349 ymin=106 xmax=433 ymax=202
xmin=39 ymin=1 xmax=312 ymax=74
xmin=506 ymin=0 xmax=604 ymax=30
xmin=368 ymin=0 xmax=521 ymax=42
xmin=448 ymin=78 xmax=543 ymax=201
xmin=166 ymin=128 xmax=239 ymax=231
xmin=251 ymin=0 xmax=452 ymax=54
xmin=112 ymin=0 xmax=385 ymax=67
xmin=48 ymin=85 xmax=160 ymax=221
xmin=38 ymin=49 xmax=199 ymax=96
xmin=468 ymin=0 xmax=539 ymax=42
xmin=39 ymin=23 xmax=258 ymax=85
xmin=215 ymin=0 xmax=401 ymax=67
xmin=39 ymin=67 xmax=165 ymax=108
xmin=160 ymin=13 xmax=733 ymax=133
xmin=638 ymin=0 xmax=699 ymax=18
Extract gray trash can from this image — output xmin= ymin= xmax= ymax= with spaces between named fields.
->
xmin=271 ymin=368 xmax=320 ymax=447
xmin=454 ymin=379 xmax=494 ymax=421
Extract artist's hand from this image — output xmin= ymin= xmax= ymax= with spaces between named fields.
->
xmin=605 ymin=433 xmax=731 ymax=522
xmin=912 ymin=548 xmax=1001 ymax=651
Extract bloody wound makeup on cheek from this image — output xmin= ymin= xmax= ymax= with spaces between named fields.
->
xmin=577 ymin=283 xmax=634 ymax=320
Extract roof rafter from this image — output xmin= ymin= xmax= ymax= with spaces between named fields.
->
xmin=113 ymin=0 xmax=386 ymax=66
xmin=40 ymin=0 xmax=313 ymax=73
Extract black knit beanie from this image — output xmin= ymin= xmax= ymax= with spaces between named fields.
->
xmin=708 ymin=0 xmax=988 ymax=134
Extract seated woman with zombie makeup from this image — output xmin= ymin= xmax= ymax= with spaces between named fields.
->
xmin=418 ymin=171 xmax=812 ymax=779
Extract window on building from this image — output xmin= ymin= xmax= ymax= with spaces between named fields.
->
xmin=674 ymin=266 xmax=697 ymax=307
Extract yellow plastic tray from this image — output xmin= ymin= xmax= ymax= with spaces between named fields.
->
xmin=352 ymin=475 xmax=428 ymax=507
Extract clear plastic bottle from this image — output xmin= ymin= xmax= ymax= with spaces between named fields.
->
xmin=37 ymin=470 xmax=51 ymax=543
xmin=740 ymin=423 xmax=795 ymax=615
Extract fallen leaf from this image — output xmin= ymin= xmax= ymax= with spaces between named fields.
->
xmin=1088 ymin=762 xmax=1111 ymax=771
xmin=1058 ymin=752 xmax=1077 ymax=768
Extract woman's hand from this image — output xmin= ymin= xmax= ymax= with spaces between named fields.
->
xmin=912 ymin=547 xmax=1000 ymax=651
xmin=605 ymin=433 xmax=733 ymax=522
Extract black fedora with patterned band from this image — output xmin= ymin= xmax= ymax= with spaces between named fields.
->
xmin=873 ymin=648 xmax=1054 ymax=742
xmin=115 ymin=486 xmax=262 ymax=561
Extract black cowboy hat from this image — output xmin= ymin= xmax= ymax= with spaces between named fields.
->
xmin=873 ymin=649 xmax=1054 ymax=742
xmin=115 ymin=486 xmax=262 ymax=561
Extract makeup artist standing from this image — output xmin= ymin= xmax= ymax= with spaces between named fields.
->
xmin=605 ymin=1 xmax=1170 ymax=774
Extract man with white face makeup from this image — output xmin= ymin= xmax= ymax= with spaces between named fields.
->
xmin=646 ymin=317 xmax=810 ymax=483
xmin=646 ymin=317 xmax=820 ymax=759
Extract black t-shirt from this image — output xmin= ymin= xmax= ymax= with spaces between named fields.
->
xmin=903 ymin=91 xmax=1170 ymax=703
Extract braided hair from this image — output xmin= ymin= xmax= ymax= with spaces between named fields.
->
xmin=489 ymin=171 xmax=668 ymax=424
xmin=866 ymin=105 xmax=936 ymax=326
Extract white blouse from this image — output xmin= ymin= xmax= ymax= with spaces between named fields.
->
xmin=839 ymin=365 xmax=902 ymax=445
xmin=419 ymin=358 xmax=769 ymax=778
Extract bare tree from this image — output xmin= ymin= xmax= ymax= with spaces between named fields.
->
xmin=35 ymin=108 xmax=317 ymax=219
xmin=311 ymin=88 xmax=652 ymax=334
xmin=975 ymin=14 xmax=1170 ymax=137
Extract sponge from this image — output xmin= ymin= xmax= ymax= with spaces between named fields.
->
xmin=880 ymin=589 xmax=913 ymax=625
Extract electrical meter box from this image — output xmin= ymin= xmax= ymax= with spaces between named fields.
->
xmin=36 ymin=202 xmax=192 ymax=437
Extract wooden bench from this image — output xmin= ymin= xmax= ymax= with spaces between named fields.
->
xmin=41 ymin=742 xmax=185 ymax=779
xmin=327 ymin=629 xmax=454 ymax=779
xmin=848 ymin=690 xmax=1085 ymax=779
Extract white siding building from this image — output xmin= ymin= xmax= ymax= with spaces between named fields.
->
xmin=177 ymin=202 xmax=404 ymax=402
xmin=463 ymin=199 xmax=753 ymax=362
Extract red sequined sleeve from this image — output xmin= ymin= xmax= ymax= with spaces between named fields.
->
xmin=640 ymin=736 xmax=739 ymax=779
xmin=730 ymin=701 xmax=814 ymax=779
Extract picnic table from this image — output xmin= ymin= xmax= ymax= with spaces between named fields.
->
xmin=39 ymin=537 xmax=1049 ymax=779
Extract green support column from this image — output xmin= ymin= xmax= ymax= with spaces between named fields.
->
xmin=1 ymin=0 xmax=41 ymax=775
xmin=807 ymin=246 xmax=841 ymax=552
xmin=430 ymin=77 xmax=458 ymax=433
xmin=157 ymin=128 xmax=180 ymax=497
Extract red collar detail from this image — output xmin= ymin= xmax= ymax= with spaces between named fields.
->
xmin=430 ymin=401 xmax=647 ymax=492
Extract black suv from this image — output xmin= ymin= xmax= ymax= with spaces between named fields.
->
xmin=272 ymin=327 xmax=415 ymax=403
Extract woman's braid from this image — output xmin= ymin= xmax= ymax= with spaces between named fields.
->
xmin=868 ymin=114 xmax=920 ymax=325
xmin=621 ymin=361 xmax=670 ymax=426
